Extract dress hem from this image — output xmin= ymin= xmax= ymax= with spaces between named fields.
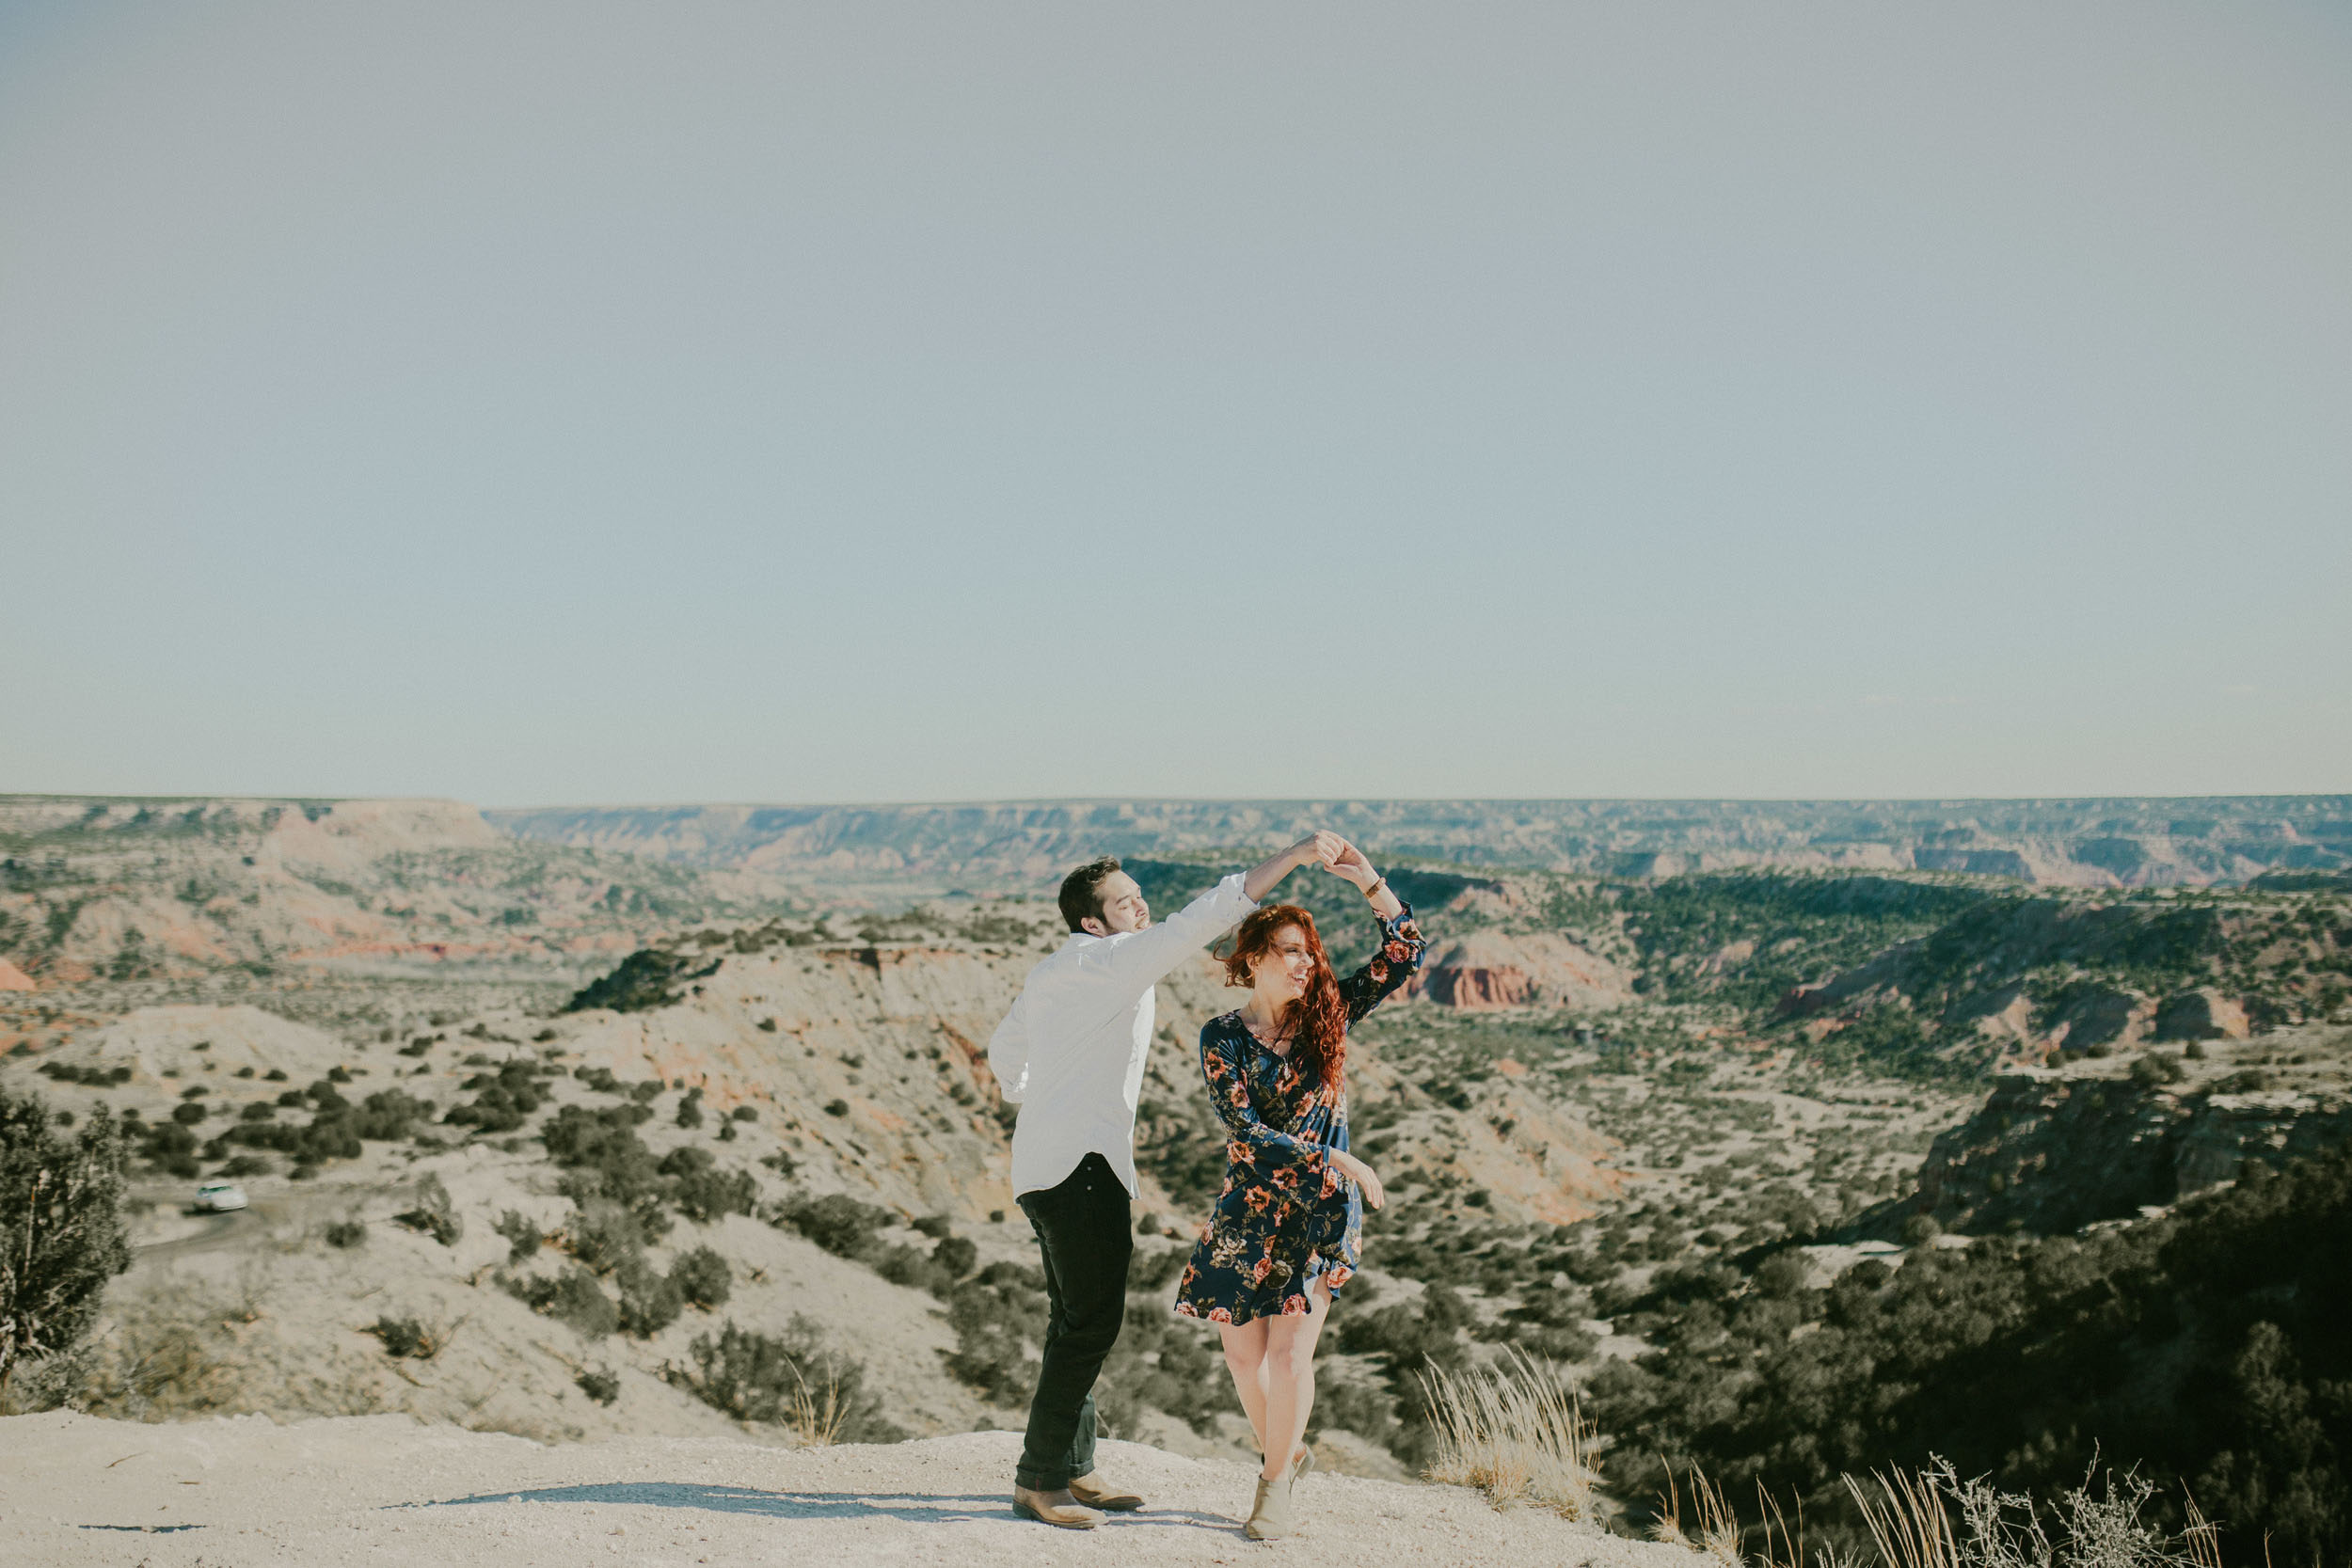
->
xmin=1170 ymin=1259 xmax=1353 ymax=1327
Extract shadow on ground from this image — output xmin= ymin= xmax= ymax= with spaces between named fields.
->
xmin=409 ymin=1481 xmax=1236 ymax=1531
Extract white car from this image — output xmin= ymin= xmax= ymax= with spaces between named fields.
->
xmin=193 ymin=1181 xmax=249 ymax=1213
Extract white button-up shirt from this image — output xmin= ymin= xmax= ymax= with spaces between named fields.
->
xmin=988 ymin=874 xmax=1258 ymax=1199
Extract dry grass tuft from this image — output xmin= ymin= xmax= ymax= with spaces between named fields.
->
xmin=1847 ymin=1465 xmax=1963 ymax=1568
xmin=1653 ymin=1462 xmax=1744 ymax=1566
xmin=775 ymin=1358 xmax=850 ymax=1447
xmin=1418 ymin=1348 xmax=1597 ymax=1518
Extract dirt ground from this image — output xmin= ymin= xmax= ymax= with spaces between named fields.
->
xmin=0 ymin=1411 xmax=1697 ymax=1568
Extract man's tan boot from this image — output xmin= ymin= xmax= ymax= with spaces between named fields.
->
xmin=1069 ymin=1472 xmax=1146 ymax=1512
xmin=1012 ymin=1485 xmax=1104 ymax=1529
xmin=1243 ymin=1472 xmax=1295 ymax=1541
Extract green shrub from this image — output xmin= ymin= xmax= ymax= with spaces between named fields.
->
xmin=391 ymin=1175 xmax=463 ymax=1247
xmin=351 ymin=1089 xmax=429 ymax=1140
xmin=541 ymin=1105 xmax=671 ymax=1246
xmin=1306 ymin=1371 xmax=1406 ymax=1452
xmin=1126 ymin=1246 xmax=1185 ymax=1291
xmin=493 ymin=1209 xmax=542 ymax=1265
xmin=505 ymin=1265 xmax=618 ymax=1339
xmin=574 ymin=1066 xmax=625 ymax=1095
xmin=658 ymin=1147 xmax=758 ymax=1224
xmin=932 ymin=1235 xmax=978 ymax=1280
xmin=368 ymin=1317 xmax=437 ymax=1359
xmin=576 ymin=1365 xmax=620 ymax=1405
xmin=444 ymin=1065 xmax=548 ymax=1133
xmin=665 ymin=1318 xmax=903 ymax=1443
xmin=941 ymin=1263 xmax=1048 ymax=1404
xmin=566 ymin=1198 xmax=652 ymax=1275
xmin=1496 ymin=1287 xmax=1598 ymax=1360
xmin=876 ymin=1244 xmax=952 ymax=1294
xmin=541 ymin=1105 xmax=663 ymax=1198
xmin=615 ymin=1262 xmax=684 ymax=1338
xmin=0 ymin=1090 xmax=131 ymax=1399
xmin=324 ymin=1220 xmax=367 ymax=1249
xmin=1336 ymin=1284 xmax=1474 ymax=1380
xmin=671 ymin=1245 xmax=732 ymax=1310
xmin=775 ymin=1193 xmax=890 ymax=1259
xmin=564 ymin=948 xmax=719 ymax=1014
xmin=135 ymin=1119 xmax=200 ymax=1179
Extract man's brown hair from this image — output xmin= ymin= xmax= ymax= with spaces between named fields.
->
xmin=1058 ymin=856 xmax=1123 ymax=932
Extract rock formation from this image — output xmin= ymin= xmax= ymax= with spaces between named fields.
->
xmin=1411 ymin=930 xmax=1635 ymax=1011
xmin=1899 ymin=1037 xmax=2352 ymax=1234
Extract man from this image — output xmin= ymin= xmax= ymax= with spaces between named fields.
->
xmin=986 ymin=832 xmax=1338 ymax=1528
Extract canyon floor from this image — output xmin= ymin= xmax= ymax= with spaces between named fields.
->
xmin=0 ymin=1411 xmax=1690 ymax=1568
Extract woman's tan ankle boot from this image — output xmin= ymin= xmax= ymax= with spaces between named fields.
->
xmin=1244 ymin=1472 xmax=1295 ymax=1540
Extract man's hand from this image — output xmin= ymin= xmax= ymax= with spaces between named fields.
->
xmin=1318 ymin=836 xmax=1379 ymax=890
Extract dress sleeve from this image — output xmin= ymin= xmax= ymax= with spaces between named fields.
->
xmin=1336 ymin=902 xmax=1427 ymax=1026
xmin=1200 ymin=1026 xmax=1327 ymax=1175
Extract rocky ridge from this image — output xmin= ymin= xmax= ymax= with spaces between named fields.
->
xmin=489 ymin=796 xmax=2352 ymax=892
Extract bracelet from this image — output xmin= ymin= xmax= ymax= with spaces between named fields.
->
xmin=1361 ymin=878 xmax=1387 ymax=901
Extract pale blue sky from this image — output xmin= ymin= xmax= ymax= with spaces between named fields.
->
xmin=4 ymin=3 xmax=2347 ymax=805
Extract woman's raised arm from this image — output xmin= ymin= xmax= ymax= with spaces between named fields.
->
xmin=1319 ymin=839 xmax=1427 ymax=1024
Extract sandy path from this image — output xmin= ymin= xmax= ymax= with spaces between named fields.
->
xmin=1 ymin=1412 xmax=1688 ymax=1568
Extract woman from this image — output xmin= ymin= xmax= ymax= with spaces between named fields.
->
xmin=1172 ymin=836 xmax=1425 ymax=1540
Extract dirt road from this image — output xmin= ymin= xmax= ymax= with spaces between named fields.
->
xmin=127 ymin=1181 xmax=417 ymax=1262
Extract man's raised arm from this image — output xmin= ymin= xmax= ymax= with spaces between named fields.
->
xmin=1073 ymin=833 xmax=1333 ymax=994
xmin=1245 ymin=832 xmax=1339 ymax=904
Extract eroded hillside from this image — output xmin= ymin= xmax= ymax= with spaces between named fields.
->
xmin=0 ymin=795 xmax=808 ymax=1056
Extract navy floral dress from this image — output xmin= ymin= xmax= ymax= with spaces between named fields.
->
xmin=1172 ymin=905 xmax=1427 ymax=1326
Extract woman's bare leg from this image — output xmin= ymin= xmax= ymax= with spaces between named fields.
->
xmin=1216 ymin=1318 xmax=1272 ymax=1457
xmin=1256 ymin=1280 xmax=1333 ymax=1481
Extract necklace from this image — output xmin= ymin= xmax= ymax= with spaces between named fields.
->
xmin=1240 ymin=1007 xmax=1295 ymax=1053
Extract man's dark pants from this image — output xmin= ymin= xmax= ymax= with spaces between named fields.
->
xmin=1013 ymin=1151 xmax=1134 ymax=1491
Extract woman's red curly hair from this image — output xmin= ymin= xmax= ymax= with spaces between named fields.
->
xmin=1222 ymin=904 xmax=1348 ymax=1091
